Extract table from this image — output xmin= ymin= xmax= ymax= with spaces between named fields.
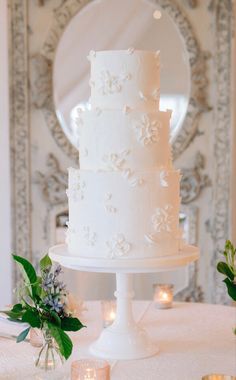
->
xmin=0 ymin=302 xmax=235 ymax=379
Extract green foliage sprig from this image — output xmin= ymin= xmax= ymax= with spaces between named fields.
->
xmin=2 ymin=254 xmax=85 ymax=360
xmin=217 ymin=240 xmax=236 ymax=302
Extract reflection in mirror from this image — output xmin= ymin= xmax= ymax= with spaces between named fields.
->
xmin=53 ymin=0 xmax=190 ymax=149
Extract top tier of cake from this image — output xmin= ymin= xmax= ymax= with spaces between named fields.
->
xmin=88 ymin=49 xmax=160 ymax=111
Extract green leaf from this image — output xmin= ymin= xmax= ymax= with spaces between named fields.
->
xmin=12 ymin=255 xmax=38 ymax=297
xmin=217 ymin=262 xmax=234 ymax=281
xmin=49 ymin=310 xmax=61 ymax=328
xmin=12 ymin=304 xmax=23 ymax=312
xmin=16 ymin=327 xmax=30 ymax=343
xmin=223 ymin=278 xmax=236 ymax=301
xmin=22 ymin=309 xmax=41 ymax=328
xmin=61 ymin=317 xmax=85 ymax=332
xmin=40 ymin=254 xmax=52 ymax=273
xmin=47 ymin=323 xmax=72 ymax=360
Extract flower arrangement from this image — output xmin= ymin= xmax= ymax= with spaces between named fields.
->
xmin=2 ymin=254 xmax=85 ymax=367
xmin=217 ymin=240 xmax=236 ymax=302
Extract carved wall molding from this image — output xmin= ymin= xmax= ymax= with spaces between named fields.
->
xmin=9 ymin=0 xmax=233 ymax=304
xmin=177 ymin=205 xmax=204 ymax=302
xmin=9 ymin=0 xmax=31 ymax=284
xmin=34 ymin=153 xmax=67 ymax=205
xmin=29 ymin=0 xmax=211 ymax=161
xmin=180 ymin=152 xmax=211 ymax=204
xmin=211 ymin=0 xmax=233 ymax=303
xmin=30 ymin=54 xmax=52 ymax=109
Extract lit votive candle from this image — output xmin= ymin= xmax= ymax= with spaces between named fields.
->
xmin=71 ymin=359 xmax=110 ymax=380
xmin=153 ymin=284 xmax=174 ymax=309
xmin=101 ymin=300 xmax=116 ymax=328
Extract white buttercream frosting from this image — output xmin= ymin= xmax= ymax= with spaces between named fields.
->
xmin=90 ymin=50 xmax=160 ymax=111
xmin=67 ymin=50 xmax=183 ymax=259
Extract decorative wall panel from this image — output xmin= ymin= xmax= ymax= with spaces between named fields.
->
xmin=8 ymin=0 xmax=233 ymax=302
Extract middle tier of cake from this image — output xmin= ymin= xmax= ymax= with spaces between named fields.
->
xmin=73 ymin=108 xmax=172 ymax=170
xmin=66 ymin=168 xmax=183 ymax=259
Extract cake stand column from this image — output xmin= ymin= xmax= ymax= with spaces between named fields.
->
xmin=90 ymin=272 xmax=158 ymax=360
xmin=112 ymin=273 xmax=135 ymax=330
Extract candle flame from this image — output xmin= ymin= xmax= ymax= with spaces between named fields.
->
xmin=109 ymin=310 xmax=116 ymax=320
xmin=159 ymin=291 xmax=169 ymax=301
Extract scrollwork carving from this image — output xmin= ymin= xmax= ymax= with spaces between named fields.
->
xmin=34 ymin=154 xmax=67 ymax=206
xmin=180 ymin=152 xmax=211 ymax=204
xmin=30 ymin=54 xmax=52 ymax=108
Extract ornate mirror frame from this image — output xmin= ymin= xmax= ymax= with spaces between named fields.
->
xmin=31 ymin=0 xmax=210 ymax=161
xmin=9 ymin=0 xmax=233 ymax=303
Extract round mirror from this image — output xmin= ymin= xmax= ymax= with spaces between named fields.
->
xmin=53 ymin=0 xmax=190 ymax=149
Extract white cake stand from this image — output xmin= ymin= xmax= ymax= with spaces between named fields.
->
xmin=49 ymin=244 xmax=199 ymax=360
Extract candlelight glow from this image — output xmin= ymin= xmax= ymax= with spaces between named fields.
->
xmin=153 ymin=284 xmax=174 ymax=309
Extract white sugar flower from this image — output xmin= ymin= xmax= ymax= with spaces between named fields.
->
xmin=99 ymin=70 xmax=131 ymax=95
xmin=106 ymin=234 xmax=131 ymax=258
xmin=151 ymin=205 xmax=174 ymax=233
xmin=103 ymin=150 xmax=130 ymax=171
xmin=134 ymin=114 xmax=162 ymax=146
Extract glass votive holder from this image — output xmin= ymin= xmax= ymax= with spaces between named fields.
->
xmin=71 ymin=359 xmax=110 ymax=380
xmin=101 ymin=300 xmax=116 ymax=328
xmin=29 ymin=328 xmax=43 ymax=347
xmin=153 ymin=284 xmax=174 ymax=309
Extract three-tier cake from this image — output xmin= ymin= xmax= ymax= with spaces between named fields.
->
xmin=66 ymin=49 xmax=183 ymax=260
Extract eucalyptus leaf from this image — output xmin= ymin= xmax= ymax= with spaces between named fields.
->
xmin=16 ymin=327 xmax=30 ymax=343
xmin=223 ymin=278 xmax=236 ymax=301
xmin=12 ymin=255 xmax=38 ymax=297
xmin=47 ymin=323 xmax=72 ymax=359
xmin=61 ymin=317 xmax=85 ymax=332
xmin=40 ymin=254 xmax=52 ymax=273
xmin=217 ymin=262 xmax=234 ymax=281
xmin=22 ymin=309 xmax=41 ymax=328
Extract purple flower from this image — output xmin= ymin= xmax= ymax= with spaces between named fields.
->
xmin=44 ymin=295 xmax=64 ymax=313
xmin=54 ymin=265 xmax=62 ymax=277
xmin=42 ymin=274 xmax=54 ymax=291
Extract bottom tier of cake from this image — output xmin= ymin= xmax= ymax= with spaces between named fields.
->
xmin=66 ymin=167 xmax=184 ymax=259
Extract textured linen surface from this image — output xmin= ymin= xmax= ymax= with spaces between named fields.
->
xmin=0 ymin=302 xmax=235 ymax=380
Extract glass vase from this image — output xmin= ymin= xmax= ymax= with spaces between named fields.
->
xmin=34 ymin=328 xmax=64 ymax=371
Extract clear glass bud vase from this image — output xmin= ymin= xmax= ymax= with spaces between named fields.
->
xmin=34 ymin=328 xmax=64 ymax=371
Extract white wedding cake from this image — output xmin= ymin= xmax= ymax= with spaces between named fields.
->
xmin=66 ymin=49 xmax=183 ymax=260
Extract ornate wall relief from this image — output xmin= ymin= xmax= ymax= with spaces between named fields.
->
xmin=8 ymin=0 xmax=233 ymax=302
xmin=180 ymin=152 xmax=211 ymax=205
xmin=210 ymin=0 xmax=233 ymax=303
xmin=9 ymin=0 xmax=31 ymax=285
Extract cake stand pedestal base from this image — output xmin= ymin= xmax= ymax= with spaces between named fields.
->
xmin=49 ymin=244 xmax=199 ymax=360
xmin=90 ymin=273 xmax=157 ymax=360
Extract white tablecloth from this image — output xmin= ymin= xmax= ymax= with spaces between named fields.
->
xmin=0 ymin=302 xmax=235 ymax=379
